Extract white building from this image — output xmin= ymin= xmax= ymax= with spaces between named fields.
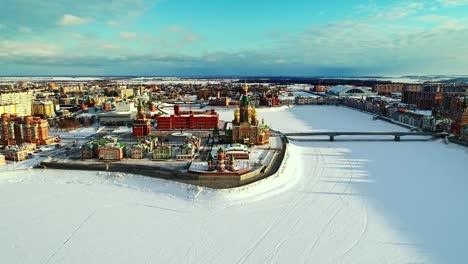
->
xmin=116 ymin=101 xmax=136 ymax=113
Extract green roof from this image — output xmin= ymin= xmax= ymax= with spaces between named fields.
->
xmin=241 ymin=95 xmax=249 ymax=106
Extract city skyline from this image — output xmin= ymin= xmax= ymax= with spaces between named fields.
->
xmin=1 ymin=0 xmax=468 ymax=76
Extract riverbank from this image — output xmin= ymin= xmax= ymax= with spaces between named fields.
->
xmin=37 ymin=140 xmax=287 ymax=189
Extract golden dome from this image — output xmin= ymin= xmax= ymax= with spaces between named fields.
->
xmin=243 ymin=81 xmax=249 ymax=93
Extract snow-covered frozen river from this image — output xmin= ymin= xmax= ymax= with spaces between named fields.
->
xmin=1 ymin=105 xmax=467 ymax=263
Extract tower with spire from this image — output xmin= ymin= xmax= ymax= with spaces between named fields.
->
xmin=132 ymin=99 xmax=151 ymax=137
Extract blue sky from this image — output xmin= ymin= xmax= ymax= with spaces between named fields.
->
xmin=1 ymin=0 xmax=468 ymax=76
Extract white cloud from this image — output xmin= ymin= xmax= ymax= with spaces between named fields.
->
xmin=119 ymin=31 xmax=137 ymax=39
xmin=59 ymin=14 xmax=88 ymax=26
xmin=437 ymin=0 xmax=468 ymax=6
xmin=0 ymin=40 xmax=63 ymax=57
xmin=370 ymin=2 xmax=425 ymax=20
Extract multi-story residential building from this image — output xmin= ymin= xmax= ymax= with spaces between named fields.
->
xmin=0 ymin=104 xmax=18 ymax=115
xmin=402 ymin=91 xmax=443 ymax=110
xmin=0 ymin=91 xmax=34 ymax=116
xmin=0 ymin=114 xmax=50 ymax=146
xmin=32 ymin=100 xmax=55 ymax=118
xmin=118 ymin=88 xmax=134 ymax=99
xmin=373 ymin=84 xmax=404 ymax=95
xmin=403 ymin=84 xmax=422 ymax=92
xmin=60 ymin=85 xmax=84 ymax=94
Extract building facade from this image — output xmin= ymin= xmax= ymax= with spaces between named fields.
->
xmin=4 ymin=143 xmax=36 ymax=161
xmin=133 ymin=100 xmax=151 ymax=137
xmin=231 ymin=82 xmax=270 ymax=145
xmin=156 ymin=105 xmax=219 ymax=130
xmin=98 ymin=142 xmax=126 ymax=161
xmin=0 ymin=91 xmax=34 ymax=116
xmin=207 ymin=148 xmax=236 ymax=172
xmin=373 ymin=84 xmax=404 ymax=95
xmin=402 ymin=91 xmax=443 ymax=110
xmin=1 ymin=113 xmax=50 ymax=146
xmin=32 ymin=100 xmax=55 ymax=118
xmin=130 ymin=144 xmax=146 ymax=159
xmin=153 ymin=145 xmax=172 ymax=159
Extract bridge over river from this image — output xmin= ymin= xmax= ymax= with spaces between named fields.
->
xmin=272 ymin=130 xmax=449 ymax=142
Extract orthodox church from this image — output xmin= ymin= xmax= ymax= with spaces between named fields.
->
xmin=231 ymin=82 xmax=269 ymax=145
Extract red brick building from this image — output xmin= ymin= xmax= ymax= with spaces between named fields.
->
xmin=373 ymin=84 xmax=404 ymax=95
xmin=259 ymin=93 xmax=279 ymax=107
xmin=133 ymin=100 xmax=151 ymax=137
xmin=448 ymin=96 xmax=468 ymax=135
xmin=155 ymin=105 xmax=219 ymax=130
xmin=402 ymin=91 xmax=443 ymax=110
xmin=1 ymin=113 xmax=50 ymax=146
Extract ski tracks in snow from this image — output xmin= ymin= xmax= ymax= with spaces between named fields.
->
xmin=45 ymin=210 xmax=97 ymax=264
xmin=302 ymin=146 xmax=369 ymax=262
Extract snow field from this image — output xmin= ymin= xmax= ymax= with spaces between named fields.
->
xmin=1 ymin=105 xmax=467 ymax=263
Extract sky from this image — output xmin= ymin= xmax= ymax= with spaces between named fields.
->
xmin=0 ymin=0 xmax=468 ymax=76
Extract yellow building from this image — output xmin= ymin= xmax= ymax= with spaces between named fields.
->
xmin=32 ymin=101 xmax=55 ymax=118
xmin=118 ymin=88 xmax=134 ymax=99
xmin=0 ymin=104 xmax=18 ymax=115
xmin=0 ymin=91 xmax=33 ymax=116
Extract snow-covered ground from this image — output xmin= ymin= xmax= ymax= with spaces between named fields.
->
xmin=49 ymin=126 xmax=104 ymax=139
xmin=1 ymin=105 xmax=467 ymax=264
